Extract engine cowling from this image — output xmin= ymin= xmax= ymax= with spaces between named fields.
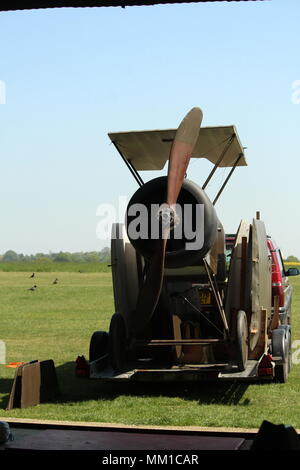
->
xmin=125 ymin=176 xmax=218 ymax=269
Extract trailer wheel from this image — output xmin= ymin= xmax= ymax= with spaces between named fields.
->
xmin=89 ymin=331 xmax=108 ymax=362
xmin=109 ymin=313 xmax=127 ymax=371
xmin=287 ymin=330 xmax=292 ymax=373
xmin=275 ymin=360 xmax=289 ymax=384
xmin=236 ymin=310 xmax=248 ymax=371
xmin=272 ymin=328 xmax=290 ymax=383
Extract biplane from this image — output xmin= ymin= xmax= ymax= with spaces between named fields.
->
xmin=88 ymin=107 xmax=294 ymax=383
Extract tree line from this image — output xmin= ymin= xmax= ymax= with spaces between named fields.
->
xmin=0 ymin=248 xmax=111 ymax=263
xmin=1 ymin=249 xmax=298 ymax=264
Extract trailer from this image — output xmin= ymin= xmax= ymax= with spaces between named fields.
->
xmin=87 ymin=107 xmax=292 ymax=384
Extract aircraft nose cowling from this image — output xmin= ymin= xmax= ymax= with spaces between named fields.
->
xmin=125 ymin=176 xmax=218 ymax=269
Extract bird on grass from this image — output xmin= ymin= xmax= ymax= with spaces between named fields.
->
xmin=29 ymin=273 xmax=35 ymax=278
xmin=53 ymin=278 xmax=59 ymax=284
xmin=28 ymin=285 xmax=37 ymax=291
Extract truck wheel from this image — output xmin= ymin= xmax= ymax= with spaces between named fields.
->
xmin=288 ymin=330 xmax=292 ymax=373
xmin=275 ymin=360 xmax=289 ymax=383
xmin=272 ymin=328 xmax=289 ymax=383
xmin=109 ymin=313 xmax=127 ymax=371
xmin=89 ymin=331 xmax=108 ymax=362
xmin=236 ymin=310 xmax=248 ymax=371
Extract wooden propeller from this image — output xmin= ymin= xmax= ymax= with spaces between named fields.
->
xmin=131 ymin=107 xmax=203 ymax=337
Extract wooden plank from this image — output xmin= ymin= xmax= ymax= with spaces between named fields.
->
xmin=2 ymin=417 xmax=299 ymax=436
xmin=269 ymin=295 xmax=280 ymax=332
xmin=249 ymin=308 xmax=268 ymax=360
xmin=6 ymin=360 xmax=60 ymax=410
xmin=6 ymin=364 xmax=24 ymax=410
xmin=172 ymin=315 xmax=182 ymax=360
xmin=20 ymin=362 xmax=41 ymax=408
xmin=5 ymin=428 xmax=245 ymax=450
xmin=240 ymin=236 xmax=247 ymax=311
xmin=136 ymin=339 xmax=224 ymax=346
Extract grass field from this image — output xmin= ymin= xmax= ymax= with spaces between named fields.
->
xmin=0 ymin=267 xmax=300 ymax=429
xmin=0 ymin=261 xmax=111 ymax=273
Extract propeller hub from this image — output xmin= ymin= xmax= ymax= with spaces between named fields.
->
xmin=157 ymin=203 xmax=179 ymax=231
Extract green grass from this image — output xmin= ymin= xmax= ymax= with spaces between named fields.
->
xmin=0 ymin=271 xmax=300 ymax=429
xmin=0 ymin=261 xmax=111 ymax=273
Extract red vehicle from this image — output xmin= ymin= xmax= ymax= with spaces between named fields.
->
xmin=267 ymin=236 xmax=298 ymax=324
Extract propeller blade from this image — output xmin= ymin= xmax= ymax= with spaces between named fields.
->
xmin=132 ymin=236 xmax=168 ymax=336
xmin=167 ymin=107 xmax=203 ymax=206
xmin=131 ymin=107 xmax=202 ymax=340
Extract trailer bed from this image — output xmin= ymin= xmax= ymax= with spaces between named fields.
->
xmin=89 ymin=358 xmax=273 ymax=382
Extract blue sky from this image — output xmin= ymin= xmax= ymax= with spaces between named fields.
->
xmin=0 ymin=0 xmax=300 ymax=257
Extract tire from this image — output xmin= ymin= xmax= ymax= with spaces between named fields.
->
xmin=108 ymin=313 xmax=127 ymax=371
xmin=287 ymin=330 xmax=292 ymax=373
xmin=89 ymin=331 xmax=108 ymax=362
xmin=275 ymin=357 xmax=289 ymax=383
xmin=236 ymin=310 xmax=248 ymax=371
xmin=272 ymin=328 xmax=290 ymax=383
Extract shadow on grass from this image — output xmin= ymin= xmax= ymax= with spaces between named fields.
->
xmin=0 ymin=377 xmax=14 ymax=410
xmin=1 ymin=361 xmax=271 ymax=410
xmin=55 ymin=362 xmax=254 ymax=407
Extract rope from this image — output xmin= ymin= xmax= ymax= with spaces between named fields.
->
xmin=179 ymin=295 xmax=224 ymax=336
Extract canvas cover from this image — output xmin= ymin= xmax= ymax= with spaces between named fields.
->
xmin=108 ymin=125 xmax=246 ymax=171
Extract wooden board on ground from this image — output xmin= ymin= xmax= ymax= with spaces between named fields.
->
xmin=6 ymin=359 xmax=60 ymax=410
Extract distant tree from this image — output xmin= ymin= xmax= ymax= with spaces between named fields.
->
xmin=84 ymin=252 xmax=101 ymax=263
xmin=99 ymin=247 xmax=111 ymax=262
xmin=36 ymin=256 xmax=52 ymax=263
xmin=69 ymin=252 xmax=85 ymax=263
xmin=0 ymin=249 xmax=111 ymax=263
xmin=286 ymin=255 xmax=299 ymax=263
xmin=2 ymin=250 xmax=19 ymax=262
xmin=53 ymin=252 xmax=72 ymax=262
